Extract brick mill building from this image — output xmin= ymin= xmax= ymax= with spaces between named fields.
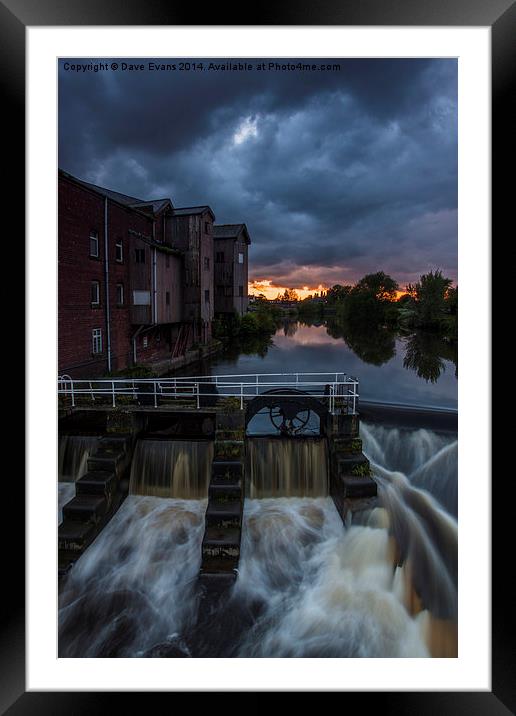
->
xmin=58 ymin=170 xmax=250 ymax=378
xmin=213 ymin=224 xmax=251 ymax=316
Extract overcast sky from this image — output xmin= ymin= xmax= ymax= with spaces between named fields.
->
xmin=59 ymin=58 xmax=457 ymax=292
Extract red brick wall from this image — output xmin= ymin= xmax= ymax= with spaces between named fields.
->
xmin=58 ymin=177 xmax=109 ymax=377
xmin=58 ymin=175 xmax=154 ymax=377
xmin=59 ymin=174 xmax=213 ymax=377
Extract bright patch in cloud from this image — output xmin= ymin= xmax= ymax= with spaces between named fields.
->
xmin=233 ymin=116 xmax=258 ymax=145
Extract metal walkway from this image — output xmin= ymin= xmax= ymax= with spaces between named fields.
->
xmin=58 ymin=372 xmax=359 ymax=414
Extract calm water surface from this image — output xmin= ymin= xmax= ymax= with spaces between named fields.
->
xmin=201 ymin=322 xmax=457 ymax=411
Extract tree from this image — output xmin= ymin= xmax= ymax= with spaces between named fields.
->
xmin=340 ymin=271 xmax=399 ymax=326
xmin=281 ymin=288 xmax=299 ymax=302
xmin=326 ymin=284 xmax=351 ymax=304
xmin=408 ymin=270 xmax=453 ymax=328
xmin=353 ymin=271 xmax=399 ymax=302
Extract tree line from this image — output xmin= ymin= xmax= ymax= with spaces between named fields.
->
xmin=299 ymin=269 xmax=457 ymax=338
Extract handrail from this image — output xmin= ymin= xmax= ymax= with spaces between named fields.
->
xmin=57 ymin=373 xmax=359 ymax=415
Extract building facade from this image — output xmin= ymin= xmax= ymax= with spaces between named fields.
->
xmin=58 ymin=170 xmax=234 ymax=378
xmin=213 ymin=224 xmax=251 ymax=316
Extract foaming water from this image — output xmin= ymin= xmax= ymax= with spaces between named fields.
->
xmin=58 ymin=423 xmax=457 ymax=658
xmin=232 ymin=498 xmax=429 ymax=657
xmin=246 ymin=438 xmax=328 ymax=498
xmin=58 ymin=435 xmax=100 ymax=482
xmin=361 ymin=423 xmax=458 ymax=516
xmin=58 ymin=496 xmax=206 ymax=657
xmin=129 ymin=440 xmax=213 ymax=499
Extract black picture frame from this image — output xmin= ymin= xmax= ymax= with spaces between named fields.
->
xmin=4 ymin=0 xmax=511 ymax=711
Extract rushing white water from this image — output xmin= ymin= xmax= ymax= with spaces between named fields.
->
xmin=230 ymin=425 xmax=458 ymax=657
xmin=129 ymin=440 xmax=213 ymax=499
xmin=246 ymin=438 xmax=328 ymax=498
xmin=59 ymin=423 xmax=458 ymax=658
xmin=231 ymin=494 xmax=454 ymax=657
xmin=361 ymin=423 xmax=458 ymax=516
xmin=58 ymin=435 xmax=100 ymax=482
xmin=58 ymin=496 xmax=206 ymax=657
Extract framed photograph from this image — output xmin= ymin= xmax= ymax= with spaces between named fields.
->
xmin=5 ymin=0 xmax=510 ymax=710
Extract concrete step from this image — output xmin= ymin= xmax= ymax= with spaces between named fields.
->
xmin=332 ymin=437 xmax=363 ymax=455
xmin=208 ymin=482 xmax=243 ymax=501
xmin=214 ymin=441 xmax=244 ymax=460
xmin=98 ymin=435 xmax=131 ymax=452
xmin=198 ymin=571 xmax=237 ymax=590
xmin=341 ymin=475 xmax=377 ymax=498
xmin=63 ymin=494 xmax=108 ymax=523
xmin=335 ymin=452 xmax=370 ymax=477
xmin=58 ymin=519 xmax=96 ymax=552
xmin=216 ymin=413 xmax=245 ymax=431
xmin=205 ymin=500 xmax=243 ymax=529
xmin=87 ymin=450 xmax=125 ymax=474
xmin=202 ymin=527 xmax=241 ymax=567
xmin=211 ymin=459 xmax=244 ymax=482
xmin=76 ymin=470 xmax=116 ymax=497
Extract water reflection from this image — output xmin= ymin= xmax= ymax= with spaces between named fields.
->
xmin=194 ymin=319 xmax=457 ymax=409
xmin=326 ymin=319 xmax=396 ymax=367
xmin=403 ymin=332 xmax=458 ymax=383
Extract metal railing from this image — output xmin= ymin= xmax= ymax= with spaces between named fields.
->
xmin=57 ymin=372 xmax=359 ymax=414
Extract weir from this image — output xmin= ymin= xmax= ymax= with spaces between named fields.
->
xmin=58 ymin=373 xmax=377 ymax=583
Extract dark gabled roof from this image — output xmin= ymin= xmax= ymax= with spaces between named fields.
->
xmin=173 ymin=205 xmax=215 ymax=221
xmin=213 ymin=223 xmax=251 ymax=245
xmin=59 ymin=170 xmax=173 ymax=215
xmin=128 ymin=199 xmax=173 ymax=214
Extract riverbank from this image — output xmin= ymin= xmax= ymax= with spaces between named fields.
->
xmin=111 ymin=339 xmax=223 ymax=379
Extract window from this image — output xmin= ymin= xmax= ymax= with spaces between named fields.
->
xmin=205 ymin=221 xmax=211 ymax=234
xmin=166 ymin=291 xmax=170 ymax=306
xmin=224 ymin=286 xmax=233 ymax=297
xmin=238 ymin=285 xmax=244 ymax=297
xmin=204 ymin=289 xmax=210 ymax=303
xmin=116 ymin=284 xmax=124 ymax=305
xmin=216 ymin=285 xmax=224 ymax=297
xmin=92 ymin=328 xmax=102 ymax=354
xmin=143 ymin=336 xmax=148 ymax=348
xmin=216 ymin=251 xmax=224 ymax=263
xmin=90 ymin=231 xmax=99 ymax=257
xmin=156 ymin=331 xmax=161 ymax=343
xmin=91 ymin=280 xmax=100 ymax=305
xmin=133 ymin=290 xmax=151 ymax=305
xmin=135 ymin=248 xmax=145 ymax=263
xmin=204 ymin=256 xmax=210 ymax=270
xmin=115 ymin=240 xmax=123 ymax=262
xmin=238 ymin=252 xmax=244 ymax=264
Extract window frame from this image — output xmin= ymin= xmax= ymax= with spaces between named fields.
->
xmin=92 ymin=328 xmax=102 ymax=354
xmin=115 ymin=239 xmax=123 ymax=263
xmin=89 ymin=230 xmax=99 ymax=258
xmin=116 ymin=283 xmax=124 ymax=306
xmin=91 ymin=280 xmax=100 ymax=306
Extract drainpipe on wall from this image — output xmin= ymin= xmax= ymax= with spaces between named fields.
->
xmin=104 ymin=197 xmax=112 ymax=373
xmin=152 ymin=220 xmax=157 ymax=324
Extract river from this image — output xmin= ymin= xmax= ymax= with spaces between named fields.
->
xmin=197 ymin=320 xmax=457 ymax=411
xmin=58 ymin=320 xmax=458 ymax=658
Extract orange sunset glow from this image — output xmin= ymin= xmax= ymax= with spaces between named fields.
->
xmin=249 ymin=280 xmax=409 ymax=302
xmin=249 ymin=280 xmax=328 ymax=301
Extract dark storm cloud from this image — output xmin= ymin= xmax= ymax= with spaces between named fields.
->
xmin=59 ymin=58 xmax=457 ymax=288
